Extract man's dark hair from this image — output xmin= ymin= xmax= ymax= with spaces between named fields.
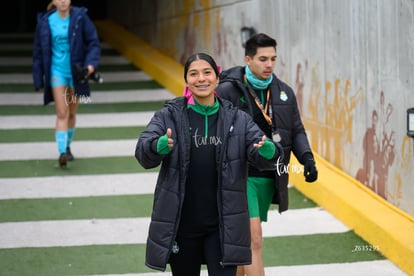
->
xmin=184 ymin=53 xmax=219 ymax=82
xmin=245 ymin=33 xmax=277 ymax=57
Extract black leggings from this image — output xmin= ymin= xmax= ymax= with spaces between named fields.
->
xmin=169 ymin=229 xmax=236 ymax=276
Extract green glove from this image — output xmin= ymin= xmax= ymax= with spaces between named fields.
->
xmin=258 ymin=139 xmax=276 ymax=159
xmin=156 ymin=133 xmax=172 ymax=155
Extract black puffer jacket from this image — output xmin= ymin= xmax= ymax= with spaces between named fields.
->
xmin=216 ymin=66 xmax=314 ymax=212
xmin=135 ymin=97 xmax=280 ymax=271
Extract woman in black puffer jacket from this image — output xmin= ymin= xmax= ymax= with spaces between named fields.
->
xmin=135 ymin=53 xmax=282 ymax=275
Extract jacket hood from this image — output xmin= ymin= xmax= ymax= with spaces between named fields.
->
xmin=164 ymin=96 xmax=235 ymax=112
xmin=219 ymin=66 xmax=245 ymax=84
xmin=37 ymin=6 xmax=88 ymax=21
xmin=220 ymin=66 xmax=281 ymax=87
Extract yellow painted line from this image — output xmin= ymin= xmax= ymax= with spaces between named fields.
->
xmin=290 ymin=153 xmax=414 ymax=276
xmin=94 ymin=19 xmax=184 ymax=97
xmin=94 ymin=19 xmax=414 ymax=275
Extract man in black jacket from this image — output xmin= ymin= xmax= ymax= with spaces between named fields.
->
xmin=216 ymin=33 xmax=318 ymax=276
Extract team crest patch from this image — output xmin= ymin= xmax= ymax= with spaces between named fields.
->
xmin=280 ymin=91 xmax=288 ymax=101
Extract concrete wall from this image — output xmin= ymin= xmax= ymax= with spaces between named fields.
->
xmin=106 ymin=0 xmax=414 ymax=217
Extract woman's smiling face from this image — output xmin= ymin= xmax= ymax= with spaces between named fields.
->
xmin=185 ymin=59 xmax=219 ymax=105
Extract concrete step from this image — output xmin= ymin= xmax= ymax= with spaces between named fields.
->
xmin=0 ymin=111 xmax=155 ymax=129
xmin=0 ymin=139 xmax=138 ymax=160
xmin=0 ymin=208 xmax=348 ymax=249
xmin=0 ymin=173 xmax=158 ymax=199
xmin=0 ymin=55 xmax=131 ymax=67
xmin=0 ymin=71 xmax=154 ymax=84
xmin=0 ymin=89 xmax=173 ymax=105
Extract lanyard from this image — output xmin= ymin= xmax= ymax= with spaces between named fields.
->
xmin=244 ymin=76 xmax=273 ymax=126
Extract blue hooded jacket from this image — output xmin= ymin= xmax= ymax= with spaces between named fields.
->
xmin=32 ymin=6 xmax=101 ymax=105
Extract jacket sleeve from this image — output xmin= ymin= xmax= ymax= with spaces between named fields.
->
xmin=242 ymin=111 xmax=280 ymax=171
xmin=32 ymin=13 xmax=44 ymax=91
xmin=135 ymin=109 xmax=168 ymax=169
xmin=82 ymin=14 xmax=101 ymax=69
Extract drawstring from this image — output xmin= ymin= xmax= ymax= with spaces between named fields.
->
xmin=204 ymin=114 xmax=208 ymax=138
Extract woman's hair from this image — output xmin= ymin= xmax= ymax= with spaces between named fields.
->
xmin=245 ymin=33 xmax=277 ymax=57
xmin=184 ymin=53 xmax=219 ymax=82
xmin=47 ymin=1 xmax=56 ymax=10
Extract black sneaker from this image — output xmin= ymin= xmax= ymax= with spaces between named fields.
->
xmin=59 ymin=153 xmax=68 ymax=167
xmin=66 ymin=147 xmax=74 ymax=161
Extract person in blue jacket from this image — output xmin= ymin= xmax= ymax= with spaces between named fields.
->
xmin=32 ymin=0 xmax=100 ymax=167
xmin=135 ymin=53 xmax=283 ymax=276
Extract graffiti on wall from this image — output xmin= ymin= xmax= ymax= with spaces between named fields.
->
xmin=301 ymin=62 xmax=364 ymax=168
xmin=355 ymin=91 xmax=396 ymax=198
xmin=295 ymin=61 xmax=403 ymax=201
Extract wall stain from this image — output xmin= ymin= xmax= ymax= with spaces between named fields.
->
xmin=355 ymin=91 xmax=395 ymax=198
xmin=391 ymin=136 xmax=413 ymax=213
xmin=294 ymin=60 xmax=308 ymax=115
xmin=179 ymin=26 xmax=197 ymax=64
